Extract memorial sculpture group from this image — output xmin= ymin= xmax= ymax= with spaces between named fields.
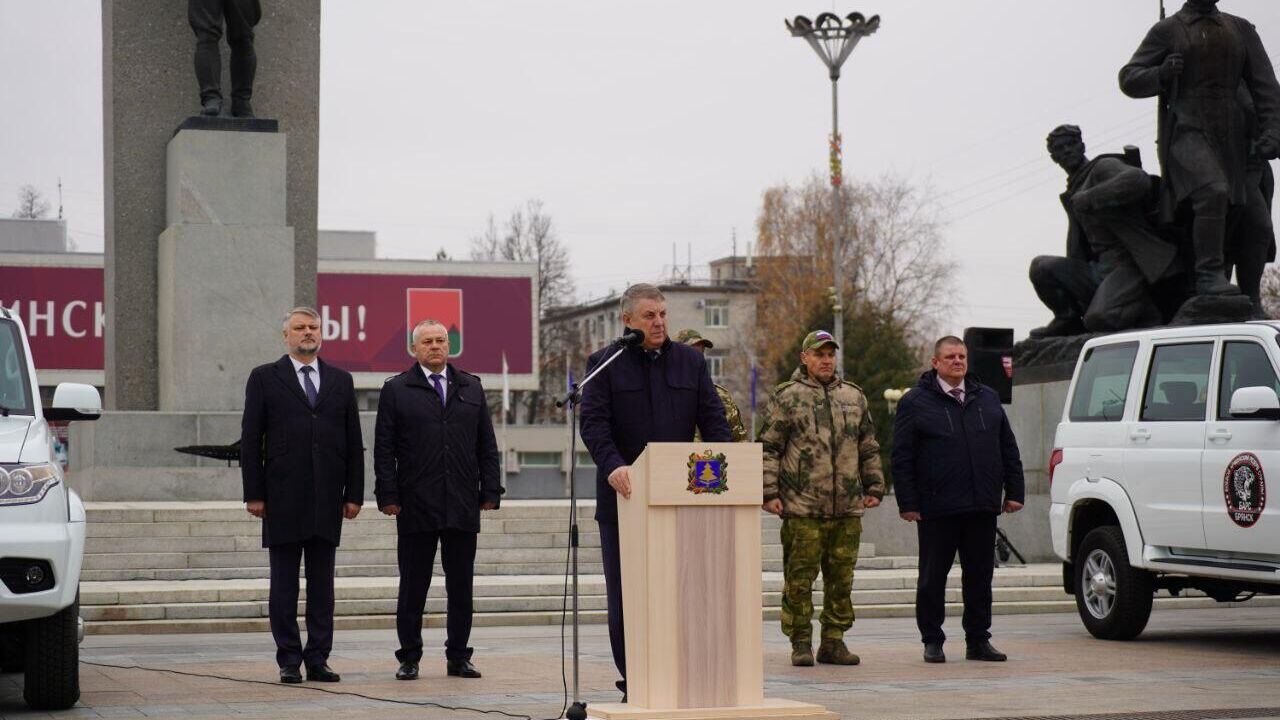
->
xmin=1029 ymin=0 xmax=1280 ymax=340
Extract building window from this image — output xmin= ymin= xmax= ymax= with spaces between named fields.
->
xmin=576 ymin=451 xmax=596 ymax=467
xmin=706 ymin=349 xmax=727 ymax=384
xmin=705 ymin=299 xmax=729 ymax=328
xmin=518 ymin=451 xmax=562 ymax=468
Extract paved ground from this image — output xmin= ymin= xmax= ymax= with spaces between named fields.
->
xmin=3 ymin=605 xmax=1280 ymax=720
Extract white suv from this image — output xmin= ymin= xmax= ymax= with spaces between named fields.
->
xmin=1050 ymin=322 xmax=1280 ymax=640
xmin=0 ymin=307 xmax=101 ymax=709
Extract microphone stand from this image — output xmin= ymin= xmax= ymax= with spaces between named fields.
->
xmin=555 ymin=338 xmax=634 ymax=720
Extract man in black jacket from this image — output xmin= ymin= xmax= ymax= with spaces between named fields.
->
xmin=241 ymin=307 xmax=365 ymax=684
xmin=891 ymin=336 xmax=1024 ymax=664
xmin=374 ymin=319 xmax=502 ymax=682
xmin=579 ymin=283 xmax=732 ymax=702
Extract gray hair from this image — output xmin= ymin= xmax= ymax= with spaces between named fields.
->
xmin=282 ymin=306 xmax=320 ymax=331
xmin=933 ymin=335 xmax=966 ymax=357
xmin=620 ymin=283 xmax=665 ymax=316
xmin=410 ymin=318 xmax=446 ymax=347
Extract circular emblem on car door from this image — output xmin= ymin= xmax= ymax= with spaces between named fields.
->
xmin=1224 ymin=452 xmax=1267 ymax=529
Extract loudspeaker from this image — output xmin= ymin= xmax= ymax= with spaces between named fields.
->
xmin=963 ymin=327 xmax=1013 ymax=404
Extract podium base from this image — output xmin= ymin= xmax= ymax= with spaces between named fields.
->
xmin=589 ymin=698 xmax=836 ymax=719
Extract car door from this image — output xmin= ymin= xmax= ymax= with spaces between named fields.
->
xmin=1201 ymin=337 xmax=1280 ymax=557
xmin=1123 ymin=340 xmax=1213 ymax=550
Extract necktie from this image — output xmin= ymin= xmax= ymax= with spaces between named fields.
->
xmin=949 ymin=387 xmax=964 ymax=404
xmin=300 ymin=365 xmax=319 ymax=408
xmin=430 ymin=373 xmax=446 ymax=406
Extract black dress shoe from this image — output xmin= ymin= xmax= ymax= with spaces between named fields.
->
xmin=279 ymin=665 xmax=302 ymax=683
xmin=966 ymin=640 xmax=1007 ymax=661
xmin=447 ymin=658 xmax=482 ymax=678
xmin=306 ymin=663 xmax=341 ymax=682
xmin=200 ymin=98 xmax=221 ymax=116
xmin=396 ymin=661 xmax=419 ymax=680
xmin=616 ymin=679 xmax=627 ymax=703
xmin=923 ymin=642 xmax=946 ymax=664
xmin=231 ymin=99 xmax=255 ymax=118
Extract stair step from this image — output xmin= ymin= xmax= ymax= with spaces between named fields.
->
xmin=82 ymin=594 xmax=1280 ymax=636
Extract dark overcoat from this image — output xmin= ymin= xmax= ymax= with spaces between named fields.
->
xmin=890 ymin=370 xmax=1025 ymax=520
xmin=373 ymin=363 xmax=502 ymax=534
xmin=241 ymin=355 xmax=365 ymax=547
xmin=579 ymin=338 xmax=732 ymax=525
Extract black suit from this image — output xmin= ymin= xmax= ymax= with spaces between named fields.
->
xmin=374 ymin=363 xmax=502 ymax=664
xmin=241 ymin=355 xmax=364 ymax=669
xmin=578 ymin=338 xmax=731 ymax=683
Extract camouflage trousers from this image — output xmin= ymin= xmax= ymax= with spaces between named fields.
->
xmin=780 ymin=516 xmax=862 ymax=643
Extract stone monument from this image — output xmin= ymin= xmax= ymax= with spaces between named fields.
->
xmin=102 ymin=0 xmax=319 ymax=410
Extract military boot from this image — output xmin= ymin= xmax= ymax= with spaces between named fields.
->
xmin=816 ymin=639 xmax=860 ymax=665
xmin=790 ymin=640 xmax=814 ymax=667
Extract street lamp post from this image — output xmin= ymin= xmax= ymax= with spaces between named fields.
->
xmin=786 ymin=12 xmax=880 ymax=372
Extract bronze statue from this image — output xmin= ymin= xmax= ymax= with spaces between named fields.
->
xmin=189 ymin=0 xmax=262 ymax=118
xmin=1119 ymin=0 xmax=1280 ymax=298
xmin=1030 ymin=126 xmax=1180 ymax=337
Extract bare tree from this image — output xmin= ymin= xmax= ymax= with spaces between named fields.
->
xmin=12 ymin=185 xmax=51 ymax=219
xmin=752 ymin=174 xmax=953 ymax=384
xmin=471 ymin=199 xmax=576 ymax=423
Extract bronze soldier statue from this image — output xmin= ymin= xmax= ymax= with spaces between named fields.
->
xmin=190 ymin=0 xmax=262 ymax=118
xmin=1119 ymin=0 xmax=1280 ymax=298
xmin=1029 ymin=126 xmax=1179 ymax=336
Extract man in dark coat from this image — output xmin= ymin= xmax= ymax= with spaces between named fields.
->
xmin=241 ymin=306 xmax=364 ymax=684
xmin=891 ymin=336 xmax=1024 ymax=665
xmin=374 ymin=319 xmax=502 ymax=682
xmin=1030 ymin=125 xmax=1180 ymax=335
xmin=1119 ymin=0 xmax=1280 ymax=296
xmin=188 ymin=0 xmax=261 ymax=117
xmin=579 ymin=283 xmax=732 ymax=703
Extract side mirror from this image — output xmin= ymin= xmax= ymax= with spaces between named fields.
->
xmin=45 ymin=383 xmax=103 ymax=422
xmin=1229 ymin=386 xmax=1280 ymax=420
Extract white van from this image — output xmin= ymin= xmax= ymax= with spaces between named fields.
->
xmin=0 ymin=307 xmax=101 ymax=709
xmin=1049 ymin=322 xmax=1280 ymax=640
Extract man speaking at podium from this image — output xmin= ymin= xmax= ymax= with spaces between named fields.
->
xmin=580 ymin=283 xmax=732 ymax=702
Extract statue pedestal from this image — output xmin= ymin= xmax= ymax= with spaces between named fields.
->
xmin=157 ymin=127 xmax=294 ymax=412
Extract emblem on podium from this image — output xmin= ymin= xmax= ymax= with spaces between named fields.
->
xmin=687 ymin=450 xmax=729 ymax=495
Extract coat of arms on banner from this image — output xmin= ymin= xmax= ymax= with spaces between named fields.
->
xmin=687 ymin=450 xmax=728 ymax=495
xmin=406 ymin=288 xmax=463 ymax=356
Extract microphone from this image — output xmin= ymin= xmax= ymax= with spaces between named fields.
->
xmin=612 ymin=327 xmax=645 ymax=347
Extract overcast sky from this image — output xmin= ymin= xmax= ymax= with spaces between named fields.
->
xmin=4 ymin=0 xmax=1280 ymax=338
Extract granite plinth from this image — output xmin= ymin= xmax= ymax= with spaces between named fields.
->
xmin=166 ymin=129 xmax=287 ymax=227
xmin=158 ymin=223 xmax=294 ymax=412
xmin=103 ymin=1 xmax=320 ymax=410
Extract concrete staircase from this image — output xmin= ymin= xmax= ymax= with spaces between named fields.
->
xmin=76 ymin=502 xmax=1275 ymax=635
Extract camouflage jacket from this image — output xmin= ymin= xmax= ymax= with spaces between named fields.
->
xmin=697 ymin=385 xmax=747 ymax=443
xmin=757 ymin=366 xmax=885 ymax=518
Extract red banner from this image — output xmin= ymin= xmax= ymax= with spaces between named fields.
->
xmin=317 ymin=272 xmax=534 ymax=376
xmin=0 ymin=266 xmax=104 ymax=371
xmin=0 ymin=263 xmax=536 ymax=384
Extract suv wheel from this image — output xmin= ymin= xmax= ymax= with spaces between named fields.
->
xmin=1075 ymin=526 xmax=1153 ymax=640
xmin=1 ymin=630 xmax=25 ymax=673
xmin=23 ymin=597 xmax=80 ymax=710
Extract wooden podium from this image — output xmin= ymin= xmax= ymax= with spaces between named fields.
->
xmin=590 ymin=443 xmax=834 ymax=720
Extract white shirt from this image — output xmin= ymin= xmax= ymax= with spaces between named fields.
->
xmin=937 ymin=375 xmax=965 ymax=403
xmin=420 ymin=364 xmax=447 ymax=404
xmin=289 ymin=356 xmax=320 ymax=394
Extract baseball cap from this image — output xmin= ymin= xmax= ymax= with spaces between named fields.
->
xmin=802 ymin=330 xmax=839 ymax=351
xmin=675 ymin=328 xmax=714 ymax=348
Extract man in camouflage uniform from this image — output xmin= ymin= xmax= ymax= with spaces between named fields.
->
xmin=675 ymin=329 xmax=747 ymax=442
xmin=758 ymin=329 xmax=884 ymax=667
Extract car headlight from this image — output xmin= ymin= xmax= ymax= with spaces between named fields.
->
xmin=0 ymin=463 xmax=60 ymax=506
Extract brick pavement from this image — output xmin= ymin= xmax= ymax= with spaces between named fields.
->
xmin=2 ymin=605 xmax=1279 ymax=719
